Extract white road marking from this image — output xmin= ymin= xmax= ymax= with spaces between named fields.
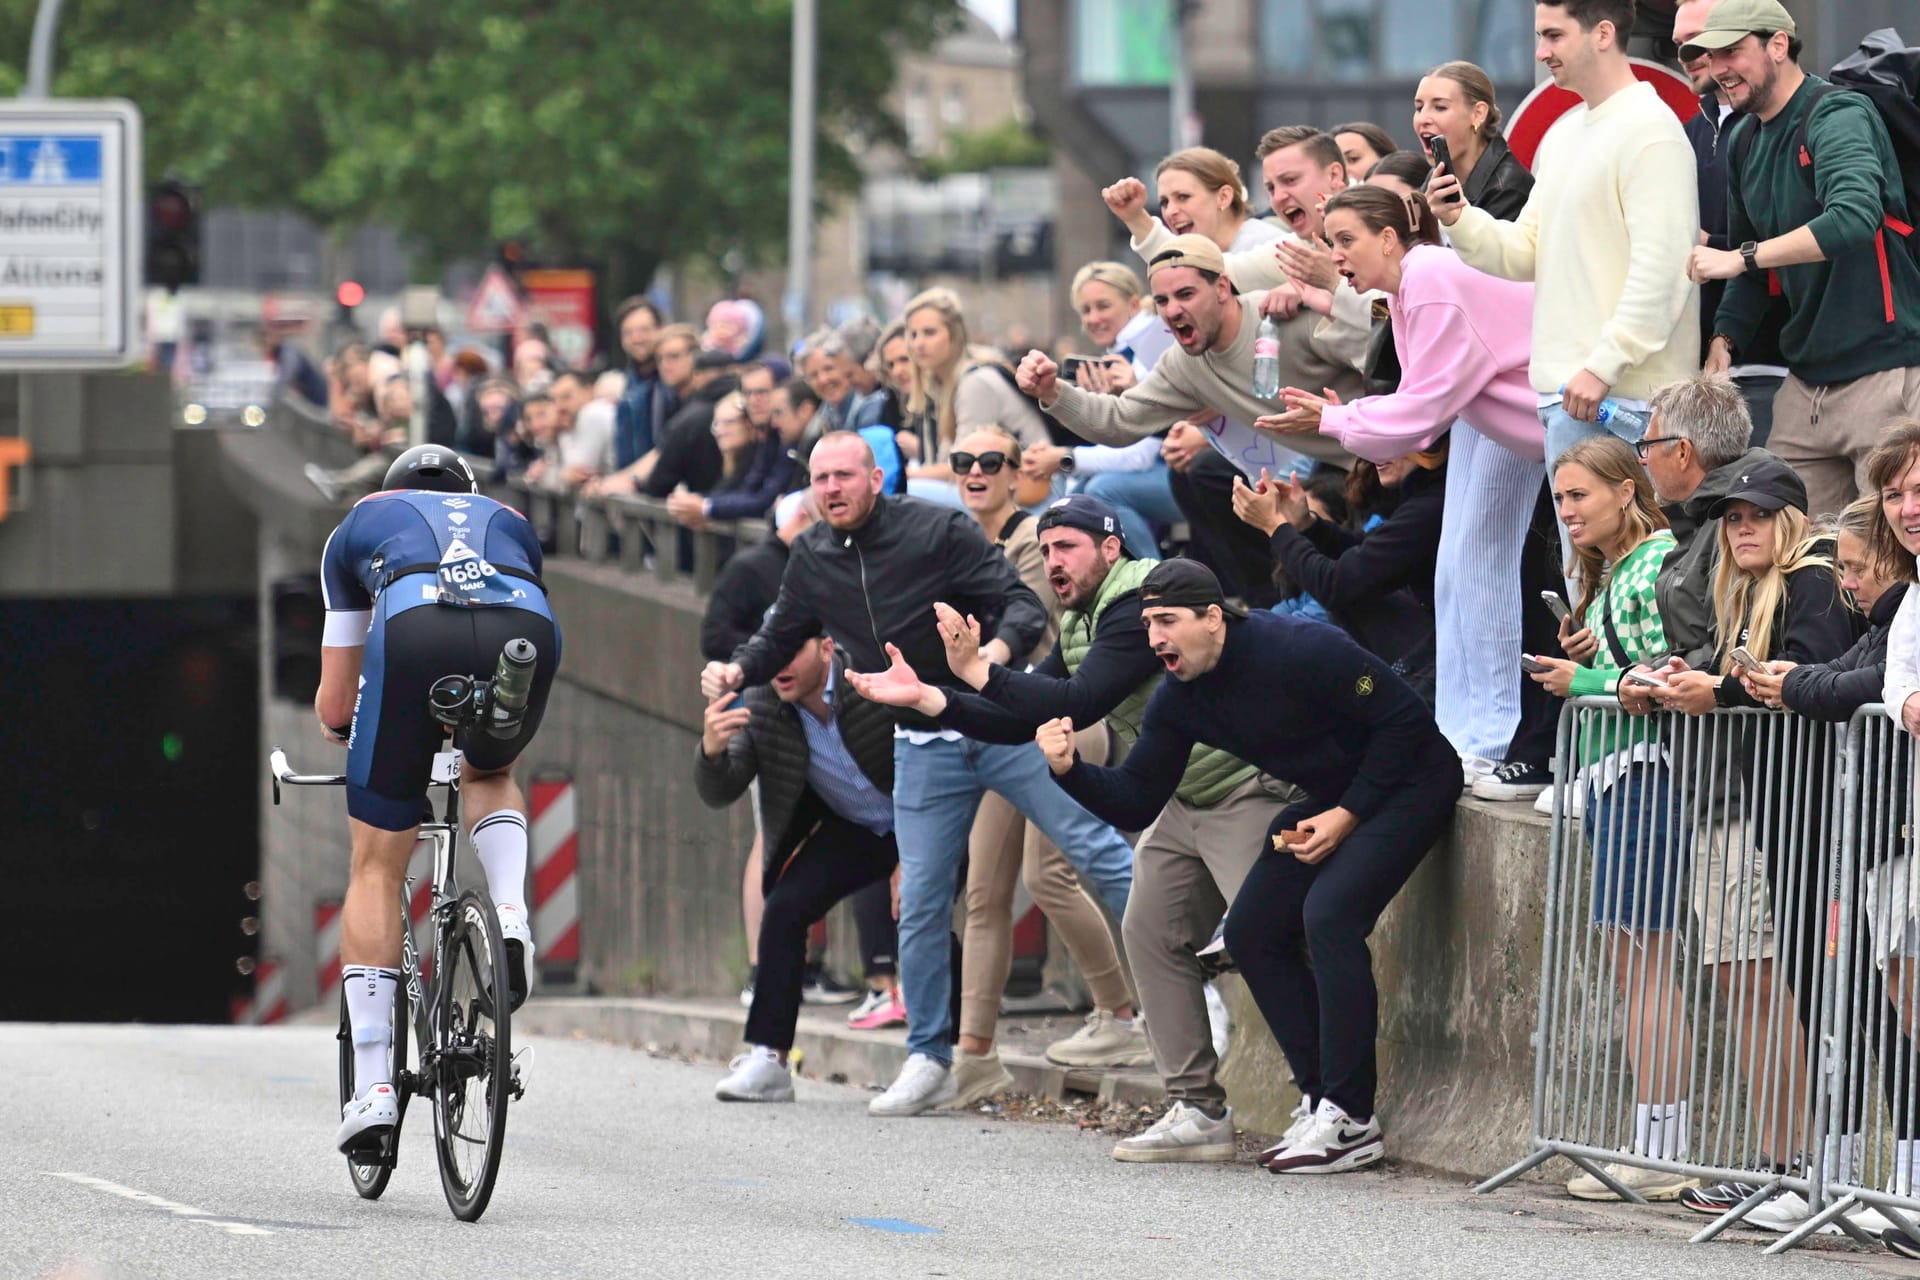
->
xmin=45 ymin=1172 xmax=273 ymax=1236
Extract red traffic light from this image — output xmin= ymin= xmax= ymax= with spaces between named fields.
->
xmin=335 ymin=281 xmax=366 ymax=309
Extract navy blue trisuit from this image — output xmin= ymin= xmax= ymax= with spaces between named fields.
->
xmin=320 ymin=489 xmax=562 ymax=831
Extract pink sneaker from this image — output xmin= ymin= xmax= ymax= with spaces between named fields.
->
xmin=847 ymin=986 xmax=906 ymax=1030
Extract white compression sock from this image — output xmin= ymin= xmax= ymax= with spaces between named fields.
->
xmin=343 ymin=965 xmax=399 ymax=1099
xmin=1634 ymin=1101 xmax=1689 ymax=1160
xmin=471 ymin=809 xmax=530 ymax=917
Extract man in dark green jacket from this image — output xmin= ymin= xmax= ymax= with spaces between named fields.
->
xmin=1685 ymin=0 xmax=1920 ymax=519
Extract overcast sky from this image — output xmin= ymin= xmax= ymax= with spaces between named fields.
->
xmin=965 ymin=0 xmax=1014 ymax=37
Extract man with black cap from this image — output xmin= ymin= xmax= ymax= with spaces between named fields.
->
xmin=1034 ymin=558 xmax=1457 ymax=1174
xmin=1683 ymin=0 xmax=1920 ymax=520
xmin=850 ymin=497 xmax=1297 ymax=1163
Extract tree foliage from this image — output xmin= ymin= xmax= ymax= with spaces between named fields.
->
xmin=0 ymin=0 xmax=962 ymax=288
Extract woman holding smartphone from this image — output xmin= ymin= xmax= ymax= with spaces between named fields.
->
xmin=1524 ymin=437 xmax=1699 ymax=1199
xmin=1412 ymin=61 xmax=1532 ymax=222
xmin=1653 ymin=462 xmax=1856 ymax=1212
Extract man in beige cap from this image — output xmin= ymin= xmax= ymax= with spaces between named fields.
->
xmin=1013 ymin=234 xmax=1362 ymax=472
xmin=1684 ymin=0 xmax=1920 ymax=520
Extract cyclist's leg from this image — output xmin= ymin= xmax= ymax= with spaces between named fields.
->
xmin=457 ymin=609 xmax=560 ymax=1004
xmin=338 ymin=604 xmax=446 ymax=1126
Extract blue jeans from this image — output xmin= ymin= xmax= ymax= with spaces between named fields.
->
xmin=1085 ymin=464 xmax=1181 ymax=559
xmin=891 ymin=735 xmax=1134 ymax=1063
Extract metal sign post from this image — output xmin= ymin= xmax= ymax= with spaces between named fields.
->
xmin=0 ymin=99 xmax=142 ymax=369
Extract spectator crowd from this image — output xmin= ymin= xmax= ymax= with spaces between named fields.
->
xmin=294 ymin=0 xmax=1920 ymax=1249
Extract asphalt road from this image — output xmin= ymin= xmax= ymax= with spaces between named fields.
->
xmin=1 ymin=1024 xmax=1908 ymax=1280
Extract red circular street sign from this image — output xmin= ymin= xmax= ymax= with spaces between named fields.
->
xmin=1505 ymin=58 xmax=1701 ymax=170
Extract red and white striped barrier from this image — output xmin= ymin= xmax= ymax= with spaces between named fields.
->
xmin=316 ymin=900 xmax=343 ymax=1001
xmin=233 ymin=957 xmax=287 ymax=1025
xmin=530 ymin=775 xmax=579 ymax=981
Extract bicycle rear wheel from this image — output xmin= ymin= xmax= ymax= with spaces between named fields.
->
xmin=336 ymin=972 xmax=411 ymax=1199
xmin=430 ymin=890 xmax=512 ymax=1222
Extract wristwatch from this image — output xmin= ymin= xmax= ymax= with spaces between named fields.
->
xmin=1739 ymin=240 xmax=1760 ymax=274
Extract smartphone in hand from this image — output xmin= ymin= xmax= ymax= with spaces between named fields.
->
xmin=1622 ymin=670 xmax=1668 ymax=689
xmin=1427 ymin=136 xmax=1461 ymax=204
xmin=1520 ymin=654 xmax=1550 ymax=674
xmin=1540 ymin=591 xmax=1572 ymax=624
xmin=1730 ymin=646 xmax=1763 ymax=672
xmin=1059 ymin=355 xmax=1090 ymax=383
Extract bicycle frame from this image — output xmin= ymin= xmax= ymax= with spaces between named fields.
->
xmin=268 ymin=744 xmax=469 ymax=1093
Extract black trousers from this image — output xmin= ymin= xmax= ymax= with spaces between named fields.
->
xmin=745 ymin=814 xmax=899 ymax=1052
xmin=850 ymin=879 xmax=897 ymax=977
xmin=1504 ymin=478 xmax=1564 ymax=769
xmin=1169 ymin=450 xmax=1283 ymax=609
xmin=1223 ymin=749 xmax=1459 ymax=1120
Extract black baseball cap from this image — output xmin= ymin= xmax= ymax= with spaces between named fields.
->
xmin=1706 ymin=459 xmax=1809 ymax=520
xmin=1036 ymin=494 xmax=1130 ymax=557
xmin=1139 ymin=558 xmax=1248 ymax=619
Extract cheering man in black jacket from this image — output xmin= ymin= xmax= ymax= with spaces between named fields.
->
xmin=1035 ymin=559 xmax=1457 ymax=1174
xmin=702 ymin=434 xmax=1135 ymax=1118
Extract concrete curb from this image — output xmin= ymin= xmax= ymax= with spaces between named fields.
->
xmin=515 ymin=995 xmax=1167 ymax=1109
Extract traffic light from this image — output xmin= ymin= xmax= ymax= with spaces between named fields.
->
xmin=335 ymin=279 xmax=365 ymax=326
xmin=146 ymin=179 xmax=201 ymax=290
xmin=271 ymin=575 xmax=326 ymax=701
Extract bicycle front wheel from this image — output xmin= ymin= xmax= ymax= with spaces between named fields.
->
xmin=430 ymin=890 xmax=512 ymax=1222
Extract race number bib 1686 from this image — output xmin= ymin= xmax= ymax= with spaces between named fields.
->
xmin=436 ymin=537 xmax=524 ymax=607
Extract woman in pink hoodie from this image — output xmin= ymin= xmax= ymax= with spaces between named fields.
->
xmin=1259 ymin=185 xmax=1550 ymax=784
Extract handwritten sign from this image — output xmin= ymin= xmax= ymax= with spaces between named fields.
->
xmin=1195 ymin=414 xmax=1317 ymax=480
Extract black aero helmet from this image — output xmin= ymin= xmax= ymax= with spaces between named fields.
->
xmin=383 ymin=444 xmax=479 ymax=495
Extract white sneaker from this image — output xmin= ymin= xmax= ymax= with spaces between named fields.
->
xmin=496 ymin=903 xmax=535 ymax=1012
xmin=1742 ymin=1189 xmax=1891 ymax=1236
xmin=1461 ymin=754 xmax=1497 ymax=788
xmin=1255 ymin=1095 xmax=1318 ymax=1166
xmin=1566 ymin=1160 xmax=1698 ymax=1202
xmin=846 ymin=987 xmax=891 ymax=1026
xmin=868 ymin=1052 xmax=956 ymax=1116
xmin=1112 ymin=1101 xmax=1236 ymax=1163
xmin=715 ymin=1046 xmax=794 ymax=1102
xmin=1044 ymin=1010 xmax=1153 ymax=1068
xmin=1264 ymin=1098 xmax=1384 ymax=1174
xmin=335 ymin=1082 xmax=400 ymax=1153
xmin=1534 ymin=787 xmax=1583 ymax=817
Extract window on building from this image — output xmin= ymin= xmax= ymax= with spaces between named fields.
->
xmin=1072 ymin=0 xmax=1174 ymax=86
xmin=942 ymin=85 xmax=968 ymax=134
xmin=905 ymin=81 xmax=934 ymax=154
xmin=1257 ymin=0 xmax=1533 ymax=81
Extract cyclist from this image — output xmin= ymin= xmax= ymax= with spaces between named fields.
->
xmin=316 ymin=444 xmax=562 ymax=1153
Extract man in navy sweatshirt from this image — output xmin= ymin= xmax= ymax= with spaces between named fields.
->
xmin=1034 ymin=558 xmax=1458 ymax=1174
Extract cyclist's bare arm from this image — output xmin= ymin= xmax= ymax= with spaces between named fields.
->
xmin=316 ymin=608 xmax=370 ymax=742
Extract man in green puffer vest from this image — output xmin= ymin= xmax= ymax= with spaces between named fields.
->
xmin=847 ymin=494 xmax=1300 ymax=1164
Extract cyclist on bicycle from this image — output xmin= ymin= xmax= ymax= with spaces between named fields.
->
xmin=317 ymin=444 xmax=562 ymax=1153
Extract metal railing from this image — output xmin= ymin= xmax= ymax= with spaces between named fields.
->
xmin=1478 ymin=697 xmax=1920 ymax=1256
xmin=487 ymin=480 xmax=767 ymax=595
xmin=265 ymin=393 xmax=768 ymax=595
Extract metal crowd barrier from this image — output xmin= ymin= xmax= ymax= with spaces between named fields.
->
xmin=488 ymin=479 xmax=767 ymax=595
xmin=1477 ymin=697 xmax=1920 ymax=1256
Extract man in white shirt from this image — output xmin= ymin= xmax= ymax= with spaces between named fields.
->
xmin=1430 ymin=0 xmax=1699 ymax=470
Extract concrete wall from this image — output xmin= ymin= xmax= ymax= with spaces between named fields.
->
xmin=1220 ymin=799 xmax=1548 ymax=1175
xmin=0 ymin=371 xmax=255 ymax=599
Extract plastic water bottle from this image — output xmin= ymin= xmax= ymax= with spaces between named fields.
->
xmin=1249 ymin=314 xmax=1282 ymax=400
xmin=1592 ymin=398 xmax=1649 ymax=437
xmin=489 ymin=638 xmax=538 ymax=738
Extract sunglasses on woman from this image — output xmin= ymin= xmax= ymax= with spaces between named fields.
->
xmin=950 ymin=451 xmax=1009 ymax=475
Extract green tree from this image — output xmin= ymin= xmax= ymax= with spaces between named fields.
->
xmin=0 ymin=0 xmax=961 ymax=295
